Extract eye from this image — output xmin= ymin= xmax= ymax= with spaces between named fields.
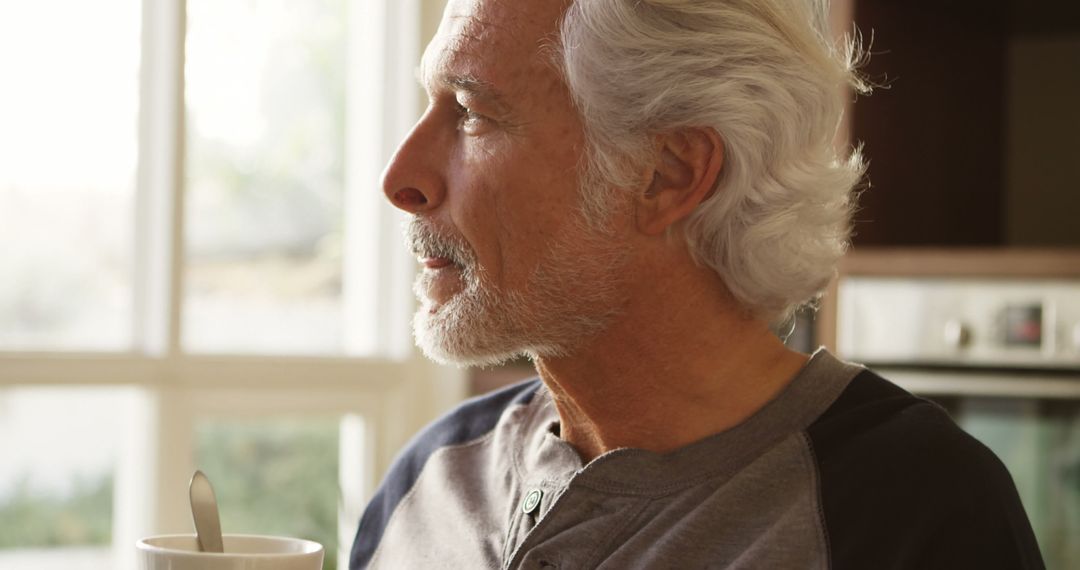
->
xmin=454 ymin=102 xmax=489 ymax=134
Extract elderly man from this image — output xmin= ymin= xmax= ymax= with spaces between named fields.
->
xmin=351 ymin=0 xmax=1043 ymax=568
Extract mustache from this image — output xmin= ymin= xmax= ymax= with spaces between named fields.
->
xmin=405 ymin=219 xmax=475 ymax=266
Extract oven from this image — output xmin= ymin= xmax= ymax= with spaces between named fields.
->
xmin=825 ymin=249 xmax=1080 ymax=569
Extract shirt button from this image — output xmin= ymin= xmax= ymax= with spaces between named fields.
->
xmin=521 ymin=489 xmax=543 ymax=515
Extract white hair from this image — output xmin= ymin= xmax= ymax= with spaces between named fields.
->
xmin=557 ymin=0 xmax=868 ymax=325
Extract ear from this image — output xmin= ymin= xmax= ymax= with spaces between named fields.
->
xmin=635 ymin=128 xmax=724 ymax=236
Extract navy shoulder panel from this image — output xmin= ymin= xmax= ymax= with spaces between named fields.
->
xmin=807 ymin=369 xmax=1044 ymax=569
xmin=349 ymin=377 xmax=543 ymax=569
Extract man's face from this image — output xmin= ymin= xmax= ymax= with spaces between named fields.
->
xmin=381 ymin=0 xmax=631 ymax=365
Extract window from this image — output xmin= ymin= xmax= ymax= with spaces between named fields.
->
xmin=0 ymin=1 xmax=463 ymax=569
xmin=184 ymin=0 xmax=348 ymax=355
xmin=0 ymin=0 xmax=140 ymax=351
xmin=0 ymin=386 xmax=133 ymax=569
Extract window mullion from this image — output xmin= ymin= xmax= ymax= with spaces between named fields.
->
xmin=133 ymin=0 xmax=186 ymax=360
xmin=119 ymin=0 xmax=190 ymax=565
xmin=343 ymin=0 xmax=422 ymax=359
xmin=376 ymin=0 xmax=424 ymax=359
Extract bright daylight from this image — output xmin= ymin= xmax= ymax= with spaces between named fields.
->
xmin=1 ymin=0 xmax=457 ymax=568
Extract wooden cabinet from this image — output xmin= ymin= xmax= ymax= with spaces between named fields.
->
xmin=845 ymin=0 xmax=1080 ymax=247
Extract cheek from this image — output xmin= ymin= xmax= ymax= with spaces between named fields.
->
xmin=443 ymin=142 xmax=515 ymax=277
xmin=446 ymin=137 xmax=508 ymax=218
xmin=444 ymin=119 xmax=587 ymax=285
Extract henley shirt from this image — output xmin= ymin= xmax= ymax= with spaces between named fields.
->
xmin=350 ymin=349 xmax=1044 ymax=569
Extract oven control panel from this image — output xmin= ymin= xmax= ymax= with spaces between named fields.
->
xmin=836 ymin=278 xmax=1080 ymax=367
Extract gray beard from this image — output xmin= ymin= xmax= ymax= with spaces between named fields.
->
xmin=408 ymin=203 xmax=630 ymax=368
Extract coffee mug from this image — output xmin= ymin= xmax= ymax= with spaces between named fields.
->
xmin=137 ymin=534 xmax=324 ymax=570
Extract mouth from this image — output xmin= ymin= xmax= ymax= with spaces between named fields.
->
xmin=420 ymin=256 xmax=455 ymax=270
xmin=415 ymin=256 xmax=466 ymax=309
xmin=405 ymin=221 xmax=472 ymax=302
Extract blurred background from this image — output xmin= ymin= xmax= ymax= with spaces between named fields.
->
xmin=1 ymin=0 xmax=1078 ymax=569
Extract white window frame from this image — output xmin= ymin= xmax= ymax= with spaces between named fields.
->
xmin=0 ymin=0 xmax=463 ymax=568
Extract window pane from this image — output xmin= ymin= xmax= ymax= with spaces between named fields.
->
xmin=195 ymin=417 xmax=339 ymax=570
xmin=0 ymin=1 xmax=140 ymax=351
xmin=184 ymin=0 xmax=347 ymax=354
xmin=0 ymin=387 xmax=133 ymax=569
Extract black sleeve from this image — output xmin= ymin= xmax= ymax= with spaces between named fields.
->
xmin=807 ymin=371 xmax=1045 ymax=570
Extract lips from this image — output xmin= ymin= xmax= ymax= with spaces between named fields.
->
xmin=406 ymin=219 xmax=471 ymax=274
xmin=415 ymin=255 xmax=465 ymax=308
xmin=421 ymin=256 xmax=454 ymax=269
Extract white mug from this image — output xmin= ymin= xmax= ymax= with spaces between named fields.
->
xmin=137 ymin=534 xmax=324 ymax=570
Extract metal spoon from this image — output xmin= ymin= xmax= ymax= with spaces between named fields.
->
xmin=189 ymin=469 xmax=225 ymax=553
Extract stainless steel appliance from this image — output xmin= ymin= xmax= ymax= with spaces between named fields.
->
xmin=831 ymin=250 xmax=1080 ymax=569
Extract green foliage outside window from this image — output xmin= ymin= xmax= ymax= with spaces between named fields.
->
xmin=0 ymin=474 xmax=112 ymax=549
xmin=197 ymin=418 xmax=341 ymax=570
xmin=0 ymin=418 xmax=340 ymax=570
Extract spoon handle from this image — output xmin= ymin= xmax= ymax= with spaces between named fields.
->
xmin=189 ymin=470 xmax=225 ymax=553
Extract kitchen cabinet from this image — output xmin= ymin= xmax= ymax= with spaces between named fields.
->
xmin=846 ymin=0 xmax=1080 ymax=247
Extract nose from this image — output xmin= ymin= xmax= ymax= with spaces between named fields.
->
xmin=381 ymin=109 xmax=447 ymax=214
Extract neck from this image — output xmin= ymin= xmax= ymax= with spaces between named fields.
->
xmin=533 ymin=252 xmax=808 ymax=463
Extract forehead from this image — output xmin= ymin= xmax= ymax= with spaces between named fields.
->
xmin=422 ymin=0 xmax=569 ymax=92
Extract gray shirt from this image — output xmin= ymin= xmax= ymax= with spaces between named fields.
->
xmin=351 ymin=350 xmax=1043 ymax=569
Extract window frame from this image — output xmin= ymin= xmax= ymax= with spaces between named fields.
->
xmin=0 ymin=0 xmax=463 ymax=568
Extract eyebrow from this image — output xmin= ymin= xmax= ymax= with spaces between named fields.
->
xmin=417 ymin=59 xmax=512 ymax=113
xmin=446 ymin=75 xmax=504 ymax=104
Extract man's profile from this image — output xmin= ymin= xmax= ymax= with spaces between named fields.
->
xmin=350 ymin=0 xmax=1043 ymax=567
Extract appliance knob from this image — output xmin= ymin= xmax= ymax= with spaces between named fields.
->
xmin=943 ymin=319 xmax=972 ymax=349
